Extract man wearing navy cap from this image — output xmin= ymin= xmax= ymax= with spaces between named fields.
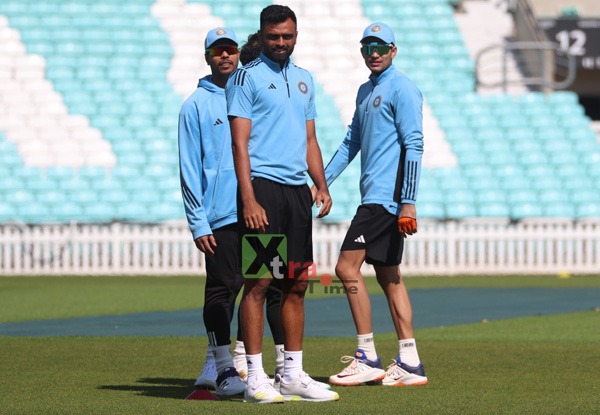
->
xmin=178 ymin=26 xmax=246 ymax=396
xmin=323 ymin=22 xmax=428 ymax=388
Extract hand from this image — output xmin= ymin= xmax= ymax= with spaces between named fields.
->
xmin=194 ymin=234 xmax=217 ymax=255
xmin=313 ymin=187 xmax=332 ymax=218
xmin=398 ymin=217 xmax=417 ymax=237
xmin=310 ymin=184 xmax=318 ymax=202
xmin=243 ymin=199 xmax=269 ymax=233
xmin=398 ymin=203 xmax=417 ymax=238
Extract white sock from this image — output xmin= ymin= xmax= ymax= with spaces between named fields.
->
xmin=282 ymin=350 xmax=303 ymax=381
xmin=246 ymin=353 xmax=265 ymax=378
xmin=214 ymin=344 xmax=234 ymax=373
xmin=233 ymin=340 xmax=245 ymax=358
xmin=357 ymin=333 xmax=377 ymax=361
xmin=399 ymin=338 xmax=421 ymax=367
xmin=274 ymin=344 xmax=285 ymax=375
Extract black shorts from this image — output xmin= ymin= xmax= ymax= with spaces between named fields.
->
xmin=238 ymin=177 xmax=313 ymax=278
xmin=341 ymin=204 xmax=404 ymax=266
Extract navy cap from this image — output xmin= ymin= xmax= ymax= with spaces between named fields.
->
xmin=360 ymin=22 xmax=395 ymax=44
xmin=204 ymin=27 xmax=238 ymax=50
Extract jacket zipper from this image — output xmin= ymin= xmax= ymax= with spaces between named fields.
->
xmin=282 ymin=65 xmax=290 ymax=97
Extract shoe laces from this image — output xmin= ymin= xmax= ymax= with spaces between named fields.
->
xmin=338 ymin=355 xmax=362 ymax=374
xmin=385 ymin=359 xmax=404 ymax=376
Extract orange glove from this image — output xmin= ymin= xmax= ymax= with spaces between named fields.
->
xmin=398 ymin=216 xmax=417 ymax=237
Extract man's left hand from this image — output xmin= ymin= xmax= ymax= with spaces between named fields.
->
xmin=313 ymin=186 xmax=332 ymax=218
xmin=398 ymin=204 xmax=417 ymax=237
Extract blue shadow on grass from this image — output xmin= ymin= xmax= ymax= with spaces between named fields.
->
xmin=1 ymin=287 xmax=599 ymax=337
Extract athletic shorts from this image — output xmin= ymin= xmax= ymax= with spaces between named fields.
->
xmin=238 ymin=177 xmax=313 ymax=278
xmin=341 ymin=204 xmax=404 ymax=266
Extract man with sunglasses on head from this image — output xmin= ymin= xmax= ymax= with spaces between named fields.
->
xmin=178 ymin=27 xmax=246 ymax=397
xmin=226 ymin=4 xmax=338 ymax=404
xmin=322 ymin=22 xmax=428 ymax=388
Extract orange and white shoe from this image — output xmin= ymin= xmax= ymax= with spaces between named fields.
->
xmin=382 ymin=357 xmax=428 ymax=386
xmin=329 ymin=349 xmax=386 ymax=386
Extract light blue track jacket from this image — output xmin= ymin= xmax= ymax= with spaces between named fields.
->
xmin=226 ymin=53 xmax=317 ymax=186
xmin=324 ymin=65 xmax=424 ymax=216
xmin=178 ymin=75 xmax=237 ymax=239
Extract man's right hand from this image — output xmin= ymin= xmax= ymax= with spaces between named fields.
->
xmin=194 ymin=234 xmax=217 ymax=255
xmin=243 ymin=199 xmax=269 ymax=233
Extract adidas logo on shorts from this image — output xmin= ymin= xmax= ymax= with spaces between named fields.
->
xmin=354 ymin=235 xmax=365 ymax=243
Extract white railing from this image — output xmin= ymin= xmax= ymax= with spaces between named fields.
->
xmin=1 ymin=219 xmax=599 ymax=276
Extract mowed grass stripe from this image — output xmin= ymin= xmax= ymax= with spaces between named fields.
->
xmin=1 ymin=275 xmax=599 ymax=323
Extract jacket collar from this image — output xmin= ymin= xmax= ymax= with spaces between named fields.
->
xmin=369 ymin=64 xmax=395 ymax=86
xmin=259 ymin=52 xmax=290 ymax=72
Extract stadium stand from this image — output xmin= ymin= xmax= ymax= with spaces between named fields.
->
xmin=0 ymin=0 xmax=598 ymax=225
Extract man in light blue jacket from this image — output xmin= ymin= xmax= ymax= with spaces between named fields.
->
xmin=178 ymin=27 xmax=245 ymax=396
xmin=324 ymin=22 xmax=428 ymax=388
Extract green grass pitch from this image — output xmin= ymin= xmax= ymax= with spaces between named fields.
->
xmin=1 ymin=275 xmax=599 ymax=414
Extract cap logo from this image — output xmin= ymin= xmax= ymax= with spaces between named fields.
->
xmin=216 ymin=28 xmax=226 ymax=36
xmin=371 ymin=25 xmax=381 ymax=33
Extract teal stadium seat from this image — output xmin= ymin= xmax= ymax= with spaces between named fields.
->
xmin=22 ymin=177 xmax=58 ymax=193
xmin=70 ymin=189 xmax=99 ymax=205
xmin=117 ymin=203 xmax=149 ymax=221
xmin=100 ymin=189 xmax=129 ymax=205
xmin=478 ymin=202 xmax=510 ymax=218
xmin=84 ymin=203 xmax=115 ymax=223
xmin=576 ymin=202 xmax=600 ymax=218
xmin=447 ymin=203 xmax=477 ymax=219
xmin=511 ymin=203 xmax=543 ymax=219
xmin=418 ymin=203 xmax=445 ymax=219
xmin=51 ymin=203 xmax=85 ymax=222
xmin=532 ymin=177 xmax=560 ymax=192
xmin=0 ymin=177 xmax=23 ymax=192
xmin=477 ymin=189 xmax=506 ymax=204
xmin=157 ymin=176 xmax=181 ymax=192
xmin=150 ymin=202 xmax=184 ymax=222
xmin=543 ymin=203 xmax=574 ymax=218
xmin=0 ymin=202 xmax=18 ymax=222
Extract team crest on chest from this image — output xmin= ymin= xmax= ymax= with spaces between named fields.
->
xmin=298 ymin=81 xmax=308 ymax=94
xmin=372 ymin=95 xmax=382 ymax=108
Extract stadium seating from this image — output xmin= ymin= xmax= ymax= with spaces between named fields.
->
xmin=0 ymin=0 xmax=598 ymax=224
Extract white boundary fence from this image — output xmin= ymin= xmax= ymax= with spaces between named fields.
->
xmin=1 ymin=219 xmax=599 ymax=276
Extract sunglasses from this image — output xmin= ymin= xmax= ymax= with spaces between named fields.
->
xmin=361 ymin=44 xmax=392 ymax=56
xmin=207 ymin=45 xmax=239 ymax=57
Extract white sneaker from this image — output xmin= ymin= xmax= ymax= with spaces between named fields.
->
xmin=279 ymin=372 xmax=340 ymax=402
xmin=274 ymin=370 xmax=331 ymax=392
xmin=328 ymin=349 xmax=386 ymax=386
xmin=244 ymin=373 xmax=285 ymax=404
xmin=215 ymin=367 xmax=246 ymax=396
xmin=194 ymin=357 xmax=217 ymax=390
xmin=382 ymin=357 xmax=428 ymax=386
xmin=233 ymin=349 xmax=248 ymax=381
